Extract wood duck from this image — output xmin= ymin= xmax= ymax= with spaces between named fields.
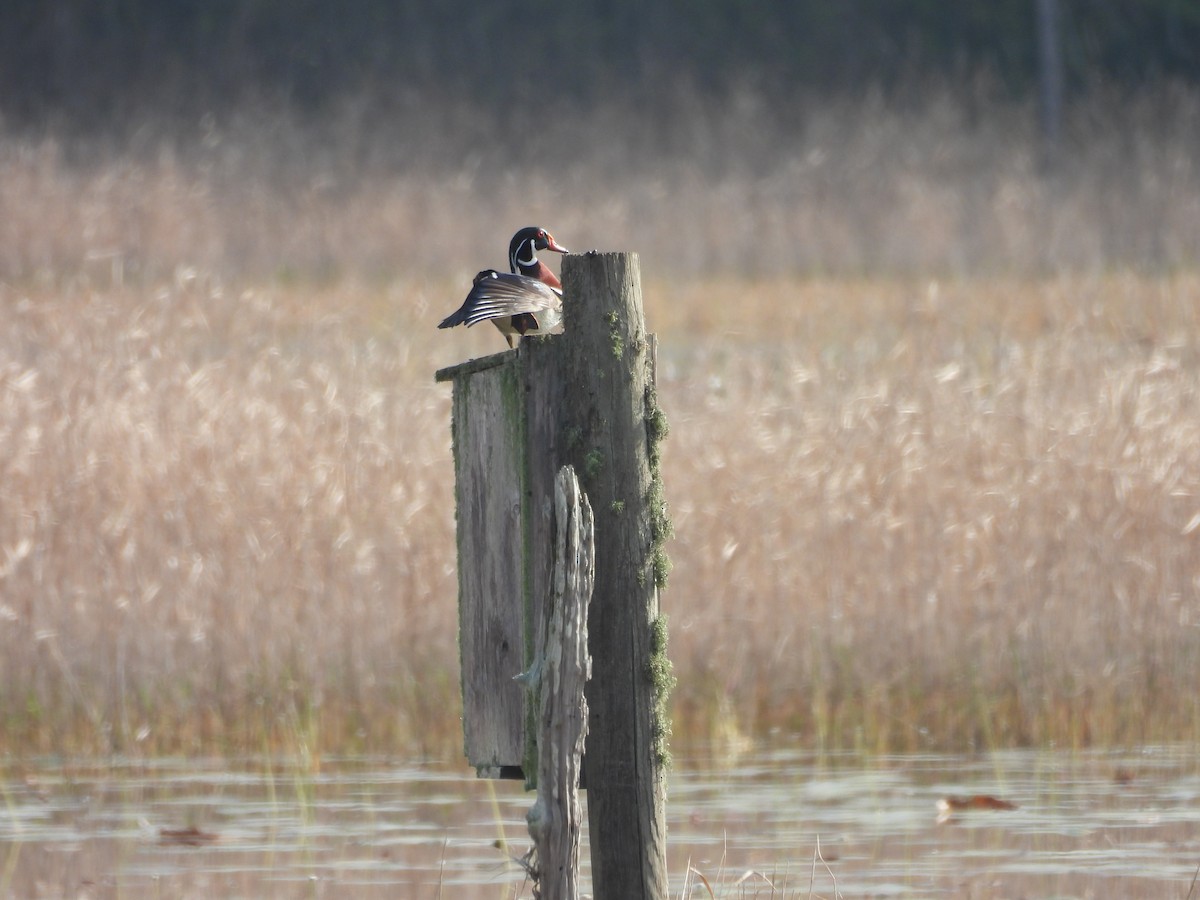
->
xmin=439 ymin=227 xmax=569 ymax=347
xmin=507 ymin=226 xmax=568 ymax=290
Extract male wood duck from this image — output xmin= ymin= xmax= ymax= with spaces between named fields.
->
xmin=439 ymin=227 xmax=569 ymax=347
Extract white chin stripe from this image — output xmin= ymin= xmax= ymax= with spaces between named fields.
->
xmin=513 ymin=244 xmax=537 ymax=269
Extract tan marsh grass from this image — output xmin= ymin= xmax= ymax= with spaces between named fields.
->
xmin=1 ymin=271 xmax=1198 ymax=756
xmin=0 ymin=276 xmax=462 ymax=755
xmin=0 ymin=84 xmax=1197 ymax=284
xmin=1 ymin=89 xmax=1198 ymax=755
xmin=661 ymin=274 xmax=1200 ymax=753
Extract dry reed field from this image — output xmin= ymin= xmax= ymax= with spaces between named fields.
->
xmin=661 ymin=273 xmax=1200 ymax=754
xmin=0 ymin=87 xmax=1198 ymax=757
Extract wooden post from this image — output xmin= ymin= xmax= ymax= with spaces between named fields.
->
xmin=437 ymin=250 xmax=671 ymax=898
xmin=550 ymin=252 xmax=669 ymax=899
xmin=526 ymin=466 xmax=594 ymax=900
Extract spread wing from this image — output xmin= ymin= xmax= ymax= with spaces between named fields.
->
xmin=439 ymin=271 xmax=562 ymax=329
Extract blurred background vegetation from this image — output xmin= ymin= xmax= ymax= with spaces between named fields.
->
xmin=4 ymin=1 xmax=1197 ymax=128
xmin=2 ymin=1 xmax=1198 ymax=283
xmin=1 ymin=2 xmax=1198 ymax=760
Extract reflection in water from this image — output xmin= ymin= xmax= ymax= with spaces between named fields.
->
xmin=2 ymin=746 xmax=1198 ymax=897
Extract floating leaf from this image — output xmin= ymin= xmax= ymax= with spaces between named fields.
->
xmin=159 ymin=826 xmax=219 ymax=846
xmin=937 ymin=794 xmax=1018 ymax=824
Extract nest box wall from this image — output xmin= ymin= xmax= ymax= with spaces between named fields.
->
xmin=444 ymin=353 xmax=534 ymax=778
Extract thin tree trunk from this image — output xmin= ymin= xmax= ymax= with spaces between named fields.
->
xmin=1036 ymin=0 xmax=1064 ymax=167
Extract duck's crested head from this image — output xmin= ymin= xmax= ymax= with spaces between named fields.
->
xmin=509 ymin=226 xmax=569 ymax=273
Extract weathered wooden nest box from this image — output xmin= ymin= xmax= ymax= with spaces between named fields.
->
xmin=435 ymin=345 xmax=551 ymax=780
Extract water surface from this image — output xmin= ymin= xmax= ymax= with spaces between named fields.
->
xmin=2 ymin=745 xmax=1197 ymax=897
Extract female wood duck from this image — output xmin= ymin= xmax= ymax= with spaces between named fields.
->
xmin=439 ymin=227 xmax=569 ymax=347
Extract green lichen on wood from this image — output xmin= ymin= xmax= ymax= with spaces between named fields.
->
xmin=644 ymin=381 xmax=673 ymax=589
xmin=605 ymin=310 xmax=624 ymax=359
xmin=651 ymin=547 xmax=672 ymax=590
xmin=647 ymin=477 xmax=674 ymax=589
xmin=563 ymin=424 xmax=584 ymax=453
xmin=584 ymin=447 xmax=605 ymax=480
xmin=644 ymin=366 xmax=675 ymax=769
xmin=648 ymin=614 xmax=677 ymax=769
xmin=645 ymin=383 xmax=670 ymax=469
